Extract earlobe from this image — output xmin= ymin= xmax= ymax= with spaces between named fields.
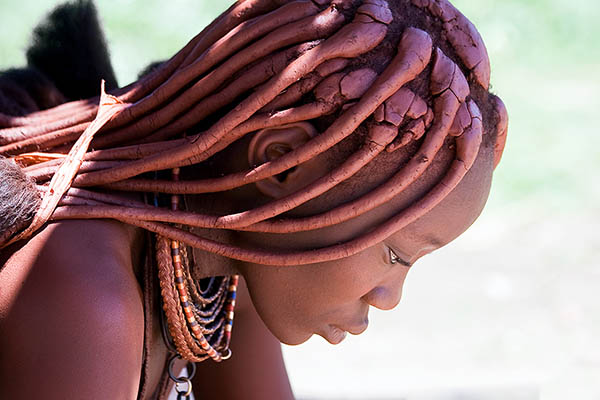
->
xmin=248 ymin=122 xmax=321 ymax=198
xmin=492 ymin=95 xmax=508 ymax=169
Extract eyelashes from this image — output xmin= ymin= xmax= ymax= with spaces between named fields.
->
xmin=388 ymin=247 xmax=412 ymax=267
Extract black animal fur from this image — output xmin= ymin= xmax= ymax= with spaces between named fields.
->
xmin=26 ymin=0 xmax=118 ymax=100
xmin=1 ymin=0 xmax=117 ymax=239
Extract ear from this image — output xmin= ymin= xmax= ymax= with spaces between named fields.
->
xmin=492 ymin=95 xmax=508 ymax=169
xmin=248 ymin=122 xmax=327 ymax=198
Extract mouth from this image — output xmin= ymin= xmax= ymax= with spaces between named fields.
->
xmin=322 ymin=319 xmax=369 ymax=344
xmin=322 ymin=325 xmax=348 ymax=344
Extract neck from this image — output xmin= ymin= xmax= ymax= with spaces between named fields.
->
xmin=191 ymin=243 xmax=240 ymax=279
xmin=183 ymin=194 xmax=241 ymax=279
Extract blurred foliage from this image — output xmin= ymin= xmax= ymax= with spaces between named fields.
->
xmin=0 ymin=0 xmax=232 ymax=85
xmin=1 ymin=0 xmax=597 ymax=213
xmin=453 ymin=0 xmax=600 ymax=212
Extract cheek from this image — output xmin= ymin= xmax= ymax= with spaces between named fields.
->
xmin=244 ymin=263 xmax=342 ymax=323
xmin=280 ymin=250 xmax=383 ymax=316
xmin=241 ymin=264 xmax=322 ymax=343
xmin=240 ymin=249 xmax=383 ymax=343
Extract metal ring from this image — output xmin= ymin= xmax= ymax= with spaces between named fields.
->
xmin=186 ymin=359 xmax=197 ymax=380
xmin=168 ymin=355 xmax=197 ymax=383
xmin=175 ymin=377 xmax=193 ymax=397
xmin=160 ymin=309 xmax=178 ymax=354
xmin=220 ymin=348 xmax=232 ymax=360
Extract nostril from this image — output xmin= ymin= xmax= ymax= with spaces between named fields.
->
xmin=362 ymin=286 xmax=401 ymax=311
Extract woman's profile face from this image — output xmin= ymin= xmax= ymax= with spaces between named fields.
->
xmin=236 ymin=145 xmax=495 ymax=345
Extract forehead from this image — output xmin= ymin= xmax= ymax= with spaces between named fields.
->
xmin=384 ymin=147 xmax=494 ymax=260
xmin=339 ymin=145 xmax=494 ymax=259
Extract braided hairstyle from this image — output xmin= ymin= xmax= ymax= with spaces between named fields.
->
xmin=0 ymin=0 xmax=508 ymax=265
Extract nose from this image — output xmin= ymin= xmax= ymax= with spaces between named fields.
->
xmin=361 ymin=285 xmax=402 ymax=311
xmin=361 ymin=268 xmax=408 ymax=311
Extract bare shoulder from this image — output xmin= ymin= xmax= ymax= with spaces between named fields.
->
xmin=0 ymin=219 xmax=146 ymax=399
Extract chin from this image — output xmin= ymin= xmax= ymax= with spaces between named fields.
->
xmin=274 ymin=330 xmax=313 ymax=346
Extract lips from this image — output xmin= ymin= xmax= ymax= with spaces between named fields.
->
xmin=325 ymin=325 xmax=348 ymax=344
xmin=323 ymin=318 xmax=369 ymax=344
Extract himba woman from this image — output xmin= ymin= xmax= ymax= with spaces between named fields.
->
xmin=0 ymin=0 xmax=508 ymax=398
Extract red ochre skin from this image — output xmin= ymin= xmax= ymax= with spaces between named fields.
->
xmin=0 ymin=0 xmax=508 ymax=398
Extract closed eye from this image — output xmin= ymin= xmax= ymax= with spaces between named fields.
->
xmin=388 ymin=247 xmax=412 ymax=267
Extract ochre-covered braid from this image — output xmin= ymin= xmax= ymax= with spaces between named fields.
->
xmin=156 ymin=235 xmax=207 ymax=362
xmin=1 ymin=0 xmax=508 ymax=264
xmin=159 ymin=167 xmax=237 ymax=361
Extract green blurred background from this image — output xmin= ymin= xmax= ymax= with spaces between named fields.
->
xmin=1 ymin=0 xmax=599 ymax=398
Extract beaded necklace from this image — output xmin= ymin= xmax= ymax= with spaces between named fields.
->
xmin=156 ymin=168 xmax=239 ymax=398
